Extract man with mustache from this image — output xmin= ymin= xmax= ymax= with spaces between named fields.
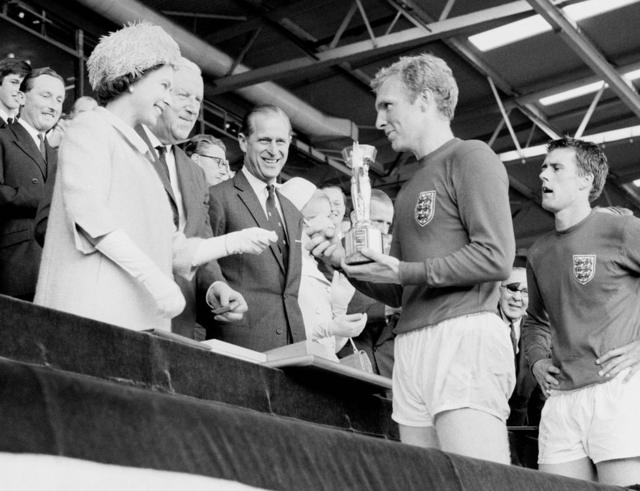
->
xmin=0 ymin=67 xmax=65 ymax=300
xmin=140 ymin=57 xmax=246 ymax=339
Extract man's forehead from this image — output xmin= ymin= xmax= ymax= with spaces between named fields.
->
xmin=252 ymin=112 xmax=290 ymax=132
xmin=544 ymin=147 xmax=577 ymax=166
xmin=375 ymin=76 xmax=410 ymax=104
xmin=504 ymin=269 xmax=526 ymax=285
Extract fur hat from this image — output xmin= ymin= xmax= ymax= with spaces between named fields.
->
xmin=87 ymin=23 xmax=180 ymax=90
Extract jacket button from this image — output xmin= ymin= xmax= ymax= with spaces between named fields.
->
xmin=31 ymin=178 xmax=39 ymax=184
xmin=276 ymin=328 xmax=283 ymax=335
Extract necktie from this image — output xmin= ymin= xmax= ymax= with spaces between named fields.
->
xmin=509 ymin=321 xmax=518 ymax=356
xmin=37 ymin=133 xmax=47 ymax=160
xmin=266 ymin=184 xmax=289 ymax=267
xmin=155 ymin=145 xmax=171 ymax=182
xmin=6 ymin=117 xmax=13 ymax=125
xmin=155 ymin=145 xmax=179 ymax=228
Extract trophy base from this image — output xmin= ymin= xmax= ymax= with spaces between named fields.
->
xmin=344 ymin=225 xmax=383 ymax=265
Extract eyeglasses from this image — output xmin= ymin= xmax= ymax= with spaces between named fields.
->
xmin=196 ymin=154 xmax=228 ymax=169
xmin=502 ymin=282 xmax=528 ymax=296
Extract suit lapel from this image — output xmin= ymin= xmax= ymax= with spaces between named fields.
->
xmin=174 ymin=146 xmax=200 ymax=235
xmin=234 ymin=171 xmax=286 ymax=273
xmin=135 ymin=125 xmax=178 ymax=208
xmin=10 ymin=124 xmax=47 ymax=178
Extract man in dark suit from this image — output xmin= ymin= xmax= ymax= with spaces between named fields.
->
xmin=202 ymin=105 xmax=306 ymax=351
xmin=140 ymin=57 xmax=244 ymax=340
xmin=0 ymin=67 xmax=65 ymax=300
xmin=0 ymin=58 xmax=31 ymax=128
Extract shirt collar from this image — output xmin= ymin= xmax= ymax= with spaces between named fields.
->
xmin=0 ymin=107 xmax=11 ymax=124
xmin=241 ymin=166 xmax=278 ymax=196
xmin=17 ymin=118 xmax=41 ymax=143
xmin=141 ymin=124 xmax=171 ymax=153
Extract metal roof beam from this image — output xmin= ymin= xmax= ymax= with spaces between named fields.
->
xmin=211 ymin=1 xmax=534 ymax=94
xmin=393 ymin=0 xmax=561 ymax=138
xmin=527 ymin=0 xmax=640 ymax=120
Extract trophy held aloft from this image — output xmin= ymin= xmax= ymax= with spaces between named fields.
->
xmin=341 ymin=142 xmax=383 ymax=265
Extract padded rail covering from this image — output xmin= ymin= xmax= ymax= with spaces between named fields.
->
xmin=0 ymin=358 xmax=622 ymax=491
xmin=0 ymin=294 xmax=394 ymax=438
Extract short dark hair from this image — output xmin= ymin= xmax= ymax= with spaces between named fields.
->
xmin=92 ymin=64 xmax=164 ymax=105
xmin=547 ymin=137 xmax=609 ymax=202
xmin=240 ymin=104 xmax=291 ymax=137
xmin=0 ymin=58 xmax=31 ymax=85
xmin=184 ymin=133 xmax=227 ymax=157
xmin=20 ymin=67 xmax=64 ymax=93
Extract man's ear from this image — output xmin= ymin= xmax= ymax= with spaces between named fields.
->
xmin=579 ymin=172 xmax=594 ymax=192
xmin=238 ymin=132 xmax=247 ymax=152
xmin=418 ymin=89 xmax=432 ymax=112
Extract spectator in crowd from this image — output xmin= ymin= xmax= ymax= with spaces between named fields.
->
xmin=47 ymin=96 xmax=98 ymax=148
xmin=70 ymin=95 xmax=97 ymax=117
xmin=34 ymin=23 xmax=274 ymax=332
xmin=137 ymin=57 xmax=235 ymax=340
xmin=498 ymin=266 xmax=541 ymax=468
xmin=201 ymin=104 xmax=306 ymax=351
xmin=311 ymin=53 xmax=515 ymax=463
xmin=498 ymin=266 xmax=540 ymax=428
xmin=523 ymin=137 xmax=640 ymax=486
xmin=280 ymin=177 xmax=367 ymax=356
xmin=322 ymin=185 xmax=351 ymax=236
xmin=341 ymin=188 xmax=396 ymax=378
xmin=185 ymin=134 xmax=231 ymax=187
xmin=0 ymin=67 xmax=65 ymax=300
xmin=0 ymin=57 xmax=31 ymax=127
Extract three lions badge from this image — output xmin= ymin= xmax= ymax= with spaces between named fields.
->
xmin=573 ymin=254 xmax=596 ymax=285
xmin=415 ymin=191 xmax=436 ymax=227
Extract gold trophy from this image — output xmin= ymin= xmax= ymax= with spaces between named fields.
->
xmin=341 ymin=142 xmax=383 ymax=264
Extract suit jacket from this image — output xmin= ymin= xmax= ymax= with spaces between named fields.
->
xmin=137 ymin=126 xmax=213 ymax=339
xmin=0 ymin=122 xmax=56 ymax=298
xmin=201 ymin=170 xmax=305 ymax=351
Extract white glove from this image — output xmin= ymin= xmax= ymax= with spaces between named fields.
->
xmin=140 ymin=268 xmax=186 ymax=318
xmin=95 ymin=229 xmax=185 ymax=318
xmin=224 ymin=227 xmax=277 ymax=255
xmin=330 ymin=271 xmax=355 ymax=317
xmin=329 ymin=313 xmax=367 ymax=338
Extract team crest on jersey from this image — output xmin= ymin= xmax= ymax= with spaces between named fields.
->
xmin=573 ymin=254 xmax=596 ymax=285
xmin=415 ymin=191 xmax=436 ymax=227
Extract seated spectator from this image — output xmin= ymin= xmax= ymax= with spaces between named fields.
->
xmin=0 ymin=57 xmax=31 ymax=127
xmin=184 ymin=134 xmax=231 ymax=186
xmin=280 ymin=177 xmax=367 ymax=356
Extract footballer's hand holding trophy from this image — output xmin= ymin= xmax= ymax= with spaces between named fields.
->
xmin=341 ymin=141 xmax=383 ymax=265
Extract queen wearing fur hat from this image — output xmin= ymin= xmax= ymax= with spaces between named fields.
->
xmin=34 ymin=23 xmax=275 ymax=332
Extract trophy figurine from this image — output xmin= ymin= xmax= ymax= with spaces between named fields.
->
xmin=341 ymin=142 xmax=383 ymax=264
